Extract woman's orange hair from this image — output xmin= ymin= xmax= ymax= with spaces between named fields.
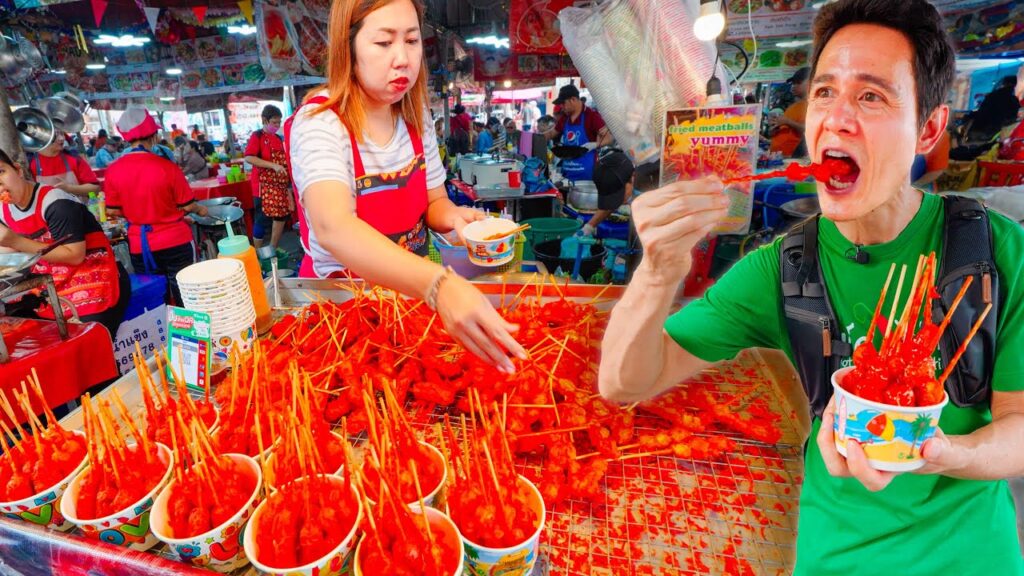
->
xmin=308 ymin=0 xmax=429 ymax=142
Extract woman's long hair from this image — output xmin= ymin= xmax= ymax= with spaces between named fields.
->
xmin=309 ymin=0 xmax=429 ymax=142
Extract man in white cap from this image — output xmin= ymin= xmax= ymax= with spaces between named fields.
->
xmin=104 ymin=105 xmax=208 ymax=305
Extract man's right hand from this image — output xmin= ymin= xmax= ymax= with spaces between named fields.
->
xmin=632 ymin=176 xmax=729 ymax=284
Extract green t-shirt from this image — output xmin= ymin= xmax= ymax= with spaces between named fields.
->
xmin=666 ymin=192 xmax=1024 ymax=574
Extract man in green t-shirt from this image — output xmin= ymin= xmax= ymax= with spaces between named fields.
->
xmin=599 ymin=1 xmax=1024 ymax=574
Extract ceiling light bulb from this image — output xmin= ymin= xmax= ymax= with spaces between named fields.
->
xmin=503 ymin=80 xmax=512 ymax=88
xmin=694 ymin=0 xmax=725 ymax=42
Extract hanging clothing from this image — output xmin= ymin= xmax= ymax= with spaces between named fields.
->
xmin=245 ymin=129 xmax=292 ymax=218
xmin=1 ymin=185 xmax=120 ymax=319
xmin=560 ymin=109 xmax=596 ymax=181
xmin=29 ymin=153 xmax=98 ymax=191
xmin=285 ymin=95 xmax=438 ymax=279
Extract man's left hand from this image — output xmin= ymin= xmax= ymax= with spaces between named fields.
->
xmin=818 ymin=397 xmax=899 ymax=491
xmin=449 ymin=206 xmax=485 ymax=241
xmin=818 ymin=397 xmax=969 ymax=490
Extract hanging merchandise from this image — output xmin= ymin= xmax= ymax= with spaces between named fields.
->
xmin=508 ymin=0 xmax=575 ymax=54
xmin=253 ymin=0 xmax=329 ymax=78
xmin=627 ymin=0 xmax=723 ymax=107
xmin=558 ymin=7 xmax=655 ymax=165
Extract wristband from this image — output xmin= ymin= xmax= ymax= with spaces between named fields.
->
xmin=425 ymin=266 xmax=455 ymax=311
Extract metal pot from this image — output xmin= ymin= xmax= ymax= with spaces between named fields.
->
xmin=567 ymin=181 xmax=599 ymax=212
xmin=191 ymin=205 xmax=244 ymax=227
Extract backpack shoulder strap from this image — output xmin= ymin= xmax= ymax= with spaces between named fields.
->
xmin=937 ymin=194 xmax=998 ymax=407
xmin=781 ymin=216 xmax=851 ymax=418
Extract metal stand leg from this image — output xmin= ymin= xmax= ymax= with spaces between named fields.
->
xmin=44 ymin=275 xmax=69 ymax=340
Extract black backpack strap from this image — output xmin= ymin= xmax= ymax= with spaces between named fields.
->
xmin=936 ymin=195 xmax=998 ymax=407
xmin=780 ymin=216 xmax=851 ymax=418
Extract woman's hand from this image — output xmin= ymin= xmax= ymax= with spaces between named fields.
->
xmin=0 ymin=225 xmax=17 ymax=248
xmin=448 ymin=206 xmax=485 ymax=242
xmin=435 ymin=274 xmax=527 ymax=373
xmin=631 ymin=176 xmax=729 ymax=285
xmin=270 ymin=163 xmax=287 ymax=174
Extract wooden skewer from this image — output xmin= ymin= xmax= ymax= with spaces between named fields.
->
xmin=884 ymin=264 xmax=908 ymax=339
xmin=930 ymin=275 xmax=975 ymax=349
xmin=865 ymin=262 xmax=895 ymax=346
xmin=483 ymin=223 xmax=531 ymax=241
xmin=938 ymin=302 xmax=993 ymax=386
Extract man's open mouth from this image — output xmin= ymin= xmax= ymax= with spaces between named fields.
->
xmin=822 ymin=149 xmax=860 ymax=190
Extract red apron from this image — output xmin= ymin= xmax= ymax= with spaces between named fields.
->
xmin=284 ymin=96 xmax=429 ymax=279
xmin=1 ymin=185 xmax=120 ymax=319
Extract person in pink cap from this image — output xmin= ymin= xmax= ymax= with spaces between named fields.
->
xmin=104 ymin=105 xmax=208 ymax=305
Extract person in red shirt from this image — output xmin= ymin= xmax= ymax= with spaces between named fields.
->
xmin=29 ymin=133 xmax=100 ymax=198
xmin=104 ymin=106 xmax=208 ymax=305
xmin=0 ymin=147 xmax=129 ymax=337
xmin=244 ymin=104 xmax=293 ymax=250
xmin=545 ymin=84 xmax=612 ymax=182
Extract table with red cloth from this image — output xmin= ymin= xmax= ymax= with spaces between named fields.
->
xmin=0 ymin=317 xmax=117 ymax=421
xmin=190 ymin=176 xmax=255 ymax=235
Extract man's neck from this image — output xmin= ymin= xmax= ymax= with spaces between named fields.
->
xmin=833 ymin=185 xmax=923 ymax=245
xmin=571 ymin=105 xmax=584 ymax=123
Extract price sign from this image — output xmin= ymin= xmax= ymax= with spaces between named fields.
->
xmin=167 ymin=306 xmax=212 ymax=392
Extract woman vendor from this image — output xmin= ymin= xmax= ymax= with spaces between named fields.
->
xmin=104 ymin=106 xmax=208 ymax=306
xmin=0 ymin=147 xmax=129 ymax=337
xmin=287 ymin=0 xmax=526 ymax=373
xmin=29 ymin=134 xmax=101 ymax=199
xmin=244 ymin=104 xmax=294 ymax=250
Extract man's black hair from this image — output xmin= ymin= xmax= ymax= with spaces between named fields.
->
xmin=811 ymin=0 xmax=955 ymax=127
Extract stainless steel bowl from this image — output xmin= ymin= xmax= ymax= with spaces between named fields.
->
xmin=198 ymin=197 xmax=237 ymax=207
xmin=567 ymin=181 xmax=600 ymax=212
xmin=191 ymin=205 xmax=244 ymax=227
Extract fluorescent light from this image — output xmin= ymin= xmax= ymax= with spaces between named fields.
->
xmin=85 ymin=63 xmax=106 ymax=70
xmin=466 ymin=35 xmax=509 ymax=49
xmin=166 ymin=68 xmax=183 ymax=75
xmin=94 ymin=34 xmax=151 ymax=48
xmin=776 ymin=39 xmax=813 ymax=48
xmin=160 ymin=96 xmax=175 ymax=102
xmin=227 ymin=25 xmax=257 ymax=36
xmin=694 ymin=1 xmax=725 ymax=42
xmin=52 ymin=69 xmax=67 ymax=75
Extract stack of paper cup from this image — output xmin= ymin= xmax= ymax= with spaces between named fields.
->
xmin=176 ymin=259 xmax=257 ymax=365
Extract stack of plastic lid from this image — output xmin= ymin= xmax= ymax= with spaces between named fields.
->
xmin=175 ymin=259 xmax=257 ymax=365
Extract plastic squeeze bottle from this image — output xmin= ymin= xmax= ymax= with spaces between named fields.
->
xmin=217 ymin=230 xmax=273 ymax=334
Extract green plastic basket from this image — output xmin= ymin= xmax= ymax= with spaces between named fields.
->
xmin=522 ymin=217 xmax=582 ymax=260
